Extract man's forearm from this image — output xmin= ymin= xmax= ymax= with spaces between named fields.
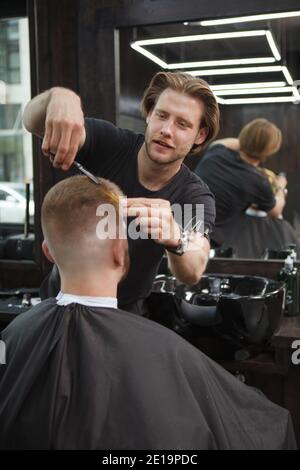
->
xmin=23 ymin=87 xmax=81 ymax=138
xmin=23 ymin=87 xmax=85 ymax=169
xmin=167 ymin=235 xmax=210 ymax=285
xmin=23 ymin=89 xmax=52 ymax=137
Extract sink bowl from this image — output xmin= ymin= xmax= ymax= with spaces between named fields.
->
xmin=151 ymin=274 xmax=285 ymax=351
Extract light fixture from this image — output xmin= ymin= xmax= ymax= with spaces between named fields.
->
xmin=221 ymin=96 xmax=299 ymax=104
xmin=212 ymin=82 xmax=300 ymax=105
xmin=210 ymin=81 xmax=286 ymax=90
xmin=188 ymin=65 xmax=284 ymax=76
xmin=282 ymin=66 xmax=294 ymax=85
xmin=292 ymin=87 xmax=300 ymax=101
xmin=131 ymin=30 xmax=280 ymax=69
xmin=214 ymin=87 xmax=294 ymax=96
xmin=215 ymin=97 xmax=226 ymax=104
xmin=200 ymin=67 xmax=299 ymax=105
xmin=198 ymin=10 xmax=300 ymax=26
xmin=130 ymin=43 xmax=167 ymax=68
xmin=265 ymin=31 xmax=281 ymax=61
xmin=167 ymin=58 xmax=276 ymax=69
xmin=132 ymin=30 xmax=267 ymax=44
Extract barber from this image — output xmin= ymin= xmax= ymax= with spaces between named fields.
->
xmin=23 ymin=72 xmax=219 ymax=315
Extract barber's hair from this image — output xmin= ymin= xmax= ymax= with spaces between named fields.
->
xmin=239 ymin=118 xmax=282 ymax=162
xmin=141 ymin=71 xmax=220 ymax=154
xmin=42 ymin=175 xmax=124 ymax=245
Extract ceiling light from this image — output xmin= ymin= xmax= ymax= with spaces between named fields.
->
xmin=214 ymin=87 xmax=294 ymax=96
xmin=199 ymin=11 xmax=300 ymax=26
xmin=210 ymin=81 xmax=286 ymax=90
xmin=130 ymin=44 xmax=167 ymax=68
xmin=131 ymin=30 xmax=280 ymax=69
xmin=167 ymin=57 xmax=275 ymax=69
xmin=282 ymin=66 xmax=294 ymax=85
xmin=265 ymin=31 xmax=281 ymax=60
xmin=188 ymin=65 xmax=283 ymax=76
xmin=222 ymin=96 xmax=298 ymax=104
xmin=292 ymin=86 xmax=300 ymax=102
xmin=132 ymin=30 xmax=267 ymax=45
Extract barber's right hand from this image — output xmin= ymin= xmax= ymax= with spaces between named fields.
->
xmin=41 ymin=88 xmax=85 ymax=170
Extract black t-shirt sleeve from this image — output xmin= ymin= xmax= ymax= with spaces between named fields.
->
xmin=178 ymin=176 xmax=216 ymax=236
xmin=251 ymin=176 xmax=276 ymax=212
xmin=189 ymin=186 xmax=216 ymax=236
xmin=76 ymin=117 xmax=138 ymax=178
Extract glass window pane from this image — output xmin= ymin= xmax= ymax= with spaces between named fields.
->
xmin=0 ymin=18 xmax=33 ymax=228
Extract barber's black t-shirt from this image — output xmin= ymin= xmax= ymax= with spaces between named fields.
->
xmin=77 ymin=118 xmax=215 ymax=304
xmin=195 ymin=144 xmax=276 ymax=246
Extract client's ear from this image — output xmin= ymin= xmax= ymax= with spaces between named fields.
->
xmin=112 ymin=238 xmax=126 ymax=269
xmin=42 ymin=240 xmax=55 ymax=263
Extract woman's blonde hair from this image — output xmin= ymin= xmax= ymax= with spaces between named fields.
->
xmin=239 ymin=118 xmax=282 ymax=162
xmin=141 ymin=71 xmax=220 ymax=155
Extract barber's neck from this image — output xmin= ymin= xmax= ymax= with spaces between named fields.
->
xmin=138 ymin=144 xmax=181 ymax=191
xmin=59 ymin=270 xmax=119 ymax=298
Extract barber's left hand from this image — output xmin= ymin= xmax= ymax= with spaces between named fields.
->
xmin=124 ymin=198 xmax=181 ymax=248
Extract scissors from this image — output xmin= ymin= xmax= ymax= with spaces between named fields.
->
xmin=48 ymin=151 xmax=100 ymax=184
xmin=47 ymin=151 xmax=120 ymax=203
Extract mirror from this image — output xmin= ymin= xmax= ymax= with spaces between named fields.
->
xmin=118 ymin=13 xmax=300 ymax=261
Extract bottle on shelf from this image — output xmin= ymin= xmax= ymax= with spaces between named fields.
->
xmin=278 ymin=255 xmax=299 ymax=316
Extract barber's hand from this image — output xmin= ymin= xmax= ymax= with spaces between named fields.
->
xmin=275 ymin=174 xmax=287 ymax=189
xmin=42 ymin=88 xmax=85 ymax=170
xmin=125 ymin=198 xmax=181 ymax=248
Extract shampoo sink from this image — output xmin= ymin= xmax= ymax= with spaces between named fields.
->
xmin=151 ymin=274 xmax=285 ymax=354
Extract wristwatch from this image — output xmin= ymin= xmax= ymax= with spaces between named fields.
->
xmin=165 ymin=227 xmax=210 ymax=256
xmin=164 ymin=227 xmax=190 ymax=256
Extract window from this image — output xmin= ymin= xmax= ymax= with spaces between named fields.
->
xmin=0 ymin=17 xmax=33 ymax=227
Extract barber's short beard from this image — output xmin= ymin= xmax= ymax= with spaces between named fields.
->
xmin=144 ymin=139 xmax=184 ymax=165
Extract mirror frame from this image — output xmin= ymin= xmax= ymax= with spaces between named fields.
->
xmin=0 ymin=0 xmax=43 ymax=288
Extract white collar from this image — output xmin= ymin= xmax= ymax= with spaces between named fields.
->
xmin=56 ymin=291 xmax=118 ymax=308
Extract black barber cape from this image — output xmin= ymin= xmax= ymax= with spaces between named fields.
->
xmin=0 ymin=299 xmax=296 ymax=450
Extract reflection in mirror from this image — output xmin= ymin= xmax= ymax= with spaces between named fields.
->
xmin=0 ymin=17 xmax=34 ymax=258
xmin=119 ymin=13 xmax=300 ymax=260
